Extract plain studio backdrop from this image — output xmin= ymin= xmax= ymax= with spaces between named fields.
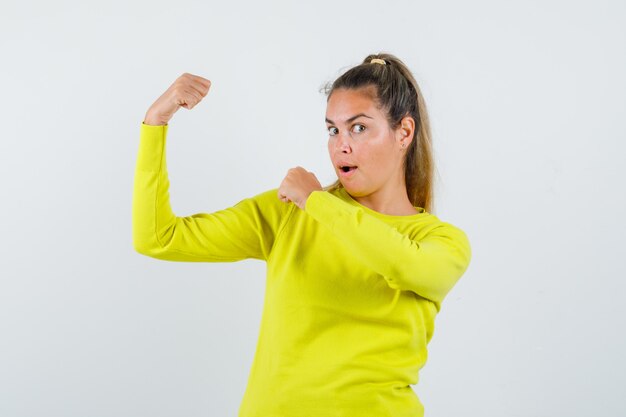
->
xmin=1 ymin=0 xmax=624 ymax=416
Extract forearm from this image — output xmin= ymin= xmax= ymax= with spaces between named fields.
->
xmin=132 ymin=123 xmax=178 ymax=256
xmin=304 ymin=190 xmax=472 ymax=306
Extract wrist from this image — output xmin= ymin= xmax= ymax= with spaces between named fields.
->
xmin=143 ymin=116 xmax=167 ymax=126
xmin=303 ymin=190 xmax=315 ymax=211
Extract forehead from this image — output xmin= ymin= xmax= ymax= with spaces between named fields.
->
xmin=325 ymin=88 xmax=381 ymax=121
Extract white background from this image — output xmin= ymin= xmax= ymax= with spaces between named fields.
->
xmin=1 ymin=1 xmax=624 ymax=416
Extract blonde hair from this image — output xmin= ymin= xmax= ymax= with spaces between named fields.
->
xmin=320 ymin=52 xmax=435 ymax=213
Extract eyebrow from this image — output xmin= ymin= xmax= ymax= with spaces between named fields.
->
xmin=325 ymin=113 xmax=373 ymax=125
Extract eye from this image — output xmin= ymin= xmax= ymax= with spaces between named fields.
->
xmin=326 ymin=124 xmax=366 ymax=136
xmin=352 ymin=124 xmax=366 ymax=133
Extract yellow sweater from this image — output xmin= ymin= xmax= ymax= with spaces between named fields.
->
xmin=133 ymin=122 xmax=472 ymax=417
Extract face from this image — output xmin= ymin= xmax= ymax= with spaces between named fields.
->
xmin=325 ymin=87 xmax=413 ymax=199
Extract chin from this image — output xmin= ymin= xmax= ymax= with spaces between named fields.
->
xmin=341 ymin=183 xmax=365 ymax=197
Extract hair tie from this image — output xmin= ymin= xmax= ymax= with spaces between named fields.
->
xmin=370 ymin=58 xmax=386 ymax=65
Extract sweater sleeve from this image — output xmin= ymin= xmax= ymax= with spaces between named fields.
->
xmin=304 ymin=190 xmax=472 ymax=309
xmin=132 ymin=122 xmax=292 ymax=262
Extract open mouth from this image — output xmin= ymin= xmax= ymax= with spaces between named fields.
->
xmin=340 ymin=166 xmax=358 ymax=172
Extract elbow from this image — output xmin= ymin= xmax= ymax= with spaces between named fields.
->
xmin=437 ymin=226 xmax=472 ymax=289
xmin=133 ymin=237 xmax=157 ymax=257
xmin=133 ymin=239 xmax=170 ymax=260
xmin=410 ymin=265 xmax=466 ymax=307
xmin=387 ymin=224 xmax=472 ymax=306
xmin=133 ymin=239 xmax=150 ymax=256
xmin=132 ymin=215 xmax=174 ymax=256
xmin=403 ymin=237 xmax=472 ymax=305
xmin=432 ymin=244 xmax=472 ymax=304
xmin=132 ymin=227 xmax=162 ymax=257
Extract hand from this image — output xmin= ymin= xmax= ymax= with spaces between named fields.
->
xmin=143 ymin=73 xmax=211 ymax=126
xmin=277 ymin=166 xmax=323 ymax=210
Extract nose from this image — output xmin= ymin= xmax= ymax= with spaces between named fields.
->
xmin=334 ymin=131 xmax=353 ymax=153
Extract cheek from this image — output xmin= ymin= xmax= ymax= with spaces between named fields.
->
xmin=368 ymin=147 xmax=395 ymax=173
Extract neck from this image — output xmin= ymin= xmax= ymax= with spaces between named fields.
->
xmin=350 ymin=184 xmax=416 ymax=216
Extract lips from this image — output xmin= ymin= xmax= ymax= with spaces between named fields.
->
xmin=337 ymin=163 xmax=358 ymax=178
xmin=337 ymin=161 xmax=358 ymax=171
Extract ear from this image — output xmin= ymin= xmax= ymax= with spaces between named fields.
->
xmin=395 ymin=115 xmax=415 ymax=147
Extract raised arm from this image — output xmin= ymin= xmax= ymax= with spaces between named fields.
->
xmin=304 ymin=190 xmax=472 ymax=310
xmin=133 ymin=73 xmax=292 ymax=262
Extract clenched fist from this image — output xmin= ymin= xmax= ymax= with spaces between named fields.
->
xmin=143 ymin=73 xmax=211 ymax=126
xmin=277 ymin=167 xmax=323 ymax=210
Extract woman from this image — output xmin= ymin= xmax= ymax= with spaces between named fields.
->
xmin=133 ymin=53 xmax=472 ymax=417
